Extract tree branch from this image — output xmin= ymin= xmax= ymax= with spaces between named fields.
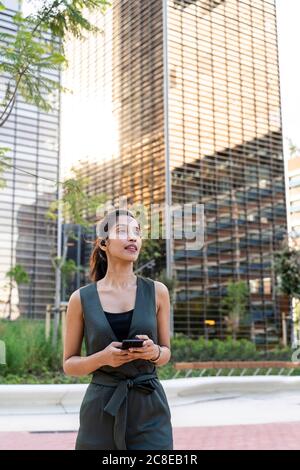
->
xmin=0 ymin=1 xmax=63 ymax=127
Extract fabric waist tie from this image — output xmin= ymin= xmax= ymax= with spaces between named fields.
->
xmin=91 ymin=369 xmax=158 ymax=450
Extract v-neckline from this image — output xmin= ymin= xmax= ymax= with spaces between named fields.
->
xmin=93 ymin=275 xmax=140 ymax=342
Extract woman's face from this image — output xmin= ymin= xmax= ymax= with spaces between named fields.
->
xmin=103 ymin=215 xmax=142 ymax=262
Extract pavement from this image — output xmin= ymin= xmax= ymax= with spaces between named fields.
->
xmin=1 ymin=423 xmax=300 ymax=450
xmin=0 ymin=376 xmax=300 ymax=450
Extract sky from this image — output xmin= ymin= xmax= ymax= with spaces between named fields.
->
xmin=276 ymin=0 xmax=300 ymax=151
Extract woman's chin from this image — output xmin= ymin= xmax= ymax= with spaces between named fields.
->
xmin=121 ymin=251 xmax=138 ymax=259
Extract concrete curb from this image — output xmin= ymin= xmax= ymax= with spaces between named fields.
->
xmin=1 ymin=376 xmax=300 ymax=415
xmin=164 ymin=376 xmax=300 ymax=399
xmin=0 ymin=384 xmax=87 ymax=414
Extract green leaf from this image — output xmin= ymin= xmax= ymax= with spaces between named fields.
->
xmin=12 ymin=12 xmax=24 ymax=24
xmin=0 ymin=0 xmax=112 ymax=124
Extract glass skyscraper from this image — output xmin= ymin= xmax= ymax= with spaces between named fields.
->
xmin=0 ymin=0 xmax=61 ymax=319
xmin=61 ymin=0 xmax=288 ymax=341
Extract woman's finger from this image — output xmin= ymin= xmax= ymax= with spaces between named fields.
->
xmin=128 ymin=346 xmax=147 ymax=352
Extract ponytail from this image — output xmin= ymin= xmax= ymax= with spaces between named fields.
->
xmin=89 ymin=208 xmax=138 ymax=282
xmin=89 ymin=238 xmax=108 ymax=281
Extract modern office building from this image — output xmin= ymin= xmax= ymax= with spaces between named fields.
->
xmin=61 ymin=0 xmax=288 ymax=341
xmin=0 ymin=0 xmax=61 ymax=319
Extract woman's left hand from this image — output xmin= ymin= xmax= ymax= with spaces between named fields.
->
xmin=127 ymin=334 xmax=159 ymax=361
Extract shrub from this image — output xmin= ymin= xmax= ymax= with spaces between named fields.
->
xmin=0 ymin=318 xmax=63 ymax=376
xmin=170 ymin=334 xmax=291 ymax=362
xmin=0 ymin=320 xmax=295 ymax=383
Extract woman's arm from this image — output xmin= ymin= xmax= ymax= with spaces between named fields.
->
xmin=63 ymin=290 xmax=108 ymax=376
xmin=152 ymin=281 xmax=172 ymax=367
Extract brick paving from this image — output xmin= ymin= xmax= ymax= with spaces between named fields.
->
xmin=0 ymin=422 xmax=300 ymax=450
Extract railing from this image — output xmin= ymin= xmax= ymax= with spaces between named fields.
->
xmin=173 ymin=361 xmax=300 ymax=378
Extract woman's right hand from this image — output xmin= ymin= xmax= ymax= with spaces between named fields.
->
xmin=102 ymin=341 xmax=134 ymax=368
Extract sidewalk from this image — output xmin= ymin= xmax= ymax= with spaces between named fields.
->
xmin=1 ymin=423 xmax=300 ymax=450
xmin=0 ymin=376 xmax=300 ymax=449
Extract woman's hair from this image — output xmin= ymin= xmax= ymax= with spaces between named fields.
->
xmin=89 ymin=208 xmax=140 ymax=282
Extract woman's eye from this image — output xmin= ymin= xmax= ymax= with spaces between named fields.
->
xmin=116 ymin=227 xmax=141 ymax=236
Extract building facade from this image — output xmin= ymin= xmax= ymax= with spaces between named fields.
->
xmin=0 ymin=0 xmax=61 ymax=319
xmin=61 ymin=0 xmax=288 ymax=342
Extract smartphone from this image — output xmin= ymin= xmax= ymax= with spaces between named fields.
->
xmin=121 ymin=338 xmax=144 ymax=350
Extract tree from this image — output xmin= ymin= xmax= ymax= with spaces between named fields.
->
xmin=45 ymin=165 xmax=107 ymax=346
xmin=0 ymin=0 xmax=112 ymax=185
xmin=0 ymin=0 xmax=111 ymax=128
xmin=0 ymin=147 xmax=10 ymax=189
xmin=274 ymin=243 xmax=300 ymax=298
xmin=1 ymin=264 xmax=30 ymax=319
xmin=221 ymin=280 xmax=249 ymax=340
xmin=134 ymin=238 xmax=162 ymax=275
xmin=274 ymin=239 xmax=300 ymax=344
xmin=0 ymin=0 xmax=111 ymax=335
xmin=61 ymin=258 xmax=84 ymax=298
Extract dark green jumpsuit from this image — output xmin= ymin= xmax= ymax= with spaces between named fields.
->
xmin=75 ymin=274 xmax=173 ymax=450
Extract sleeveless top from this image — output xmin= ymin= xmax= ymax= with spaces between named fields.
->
xmin=78 ymin=275 xmax=172 ymax=450
xmin=80 ymin=274 xmax=158 ymax=376
xmin=103 ymin=309 xmax=133 ymax=342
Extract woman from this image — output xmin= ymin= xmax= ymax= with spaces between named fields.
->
xmin=63 ymin=208 xmax=174 ymax=450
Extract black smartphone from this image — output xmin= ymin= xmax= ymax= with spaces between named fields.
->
xmin=121 ymin=338 xmax=144 ymax=350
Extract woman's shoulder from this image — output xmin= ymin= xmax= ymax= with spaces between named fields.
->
xmin=140 ymin=275 xmax=169 ymax=295
xmin=153 ymin=281 xmax=169 ymax=299
xmin=78 ymin=281 xmax=95 ymax=291
xmin=140 ymin=277 xmax=170 ymax=315
xmin=69 ymin=281 xmax=95 ymax=301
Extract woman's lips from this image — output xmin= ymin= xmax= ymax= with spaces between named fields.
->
xmin=124 ymin=246 xmax=137 ymax=252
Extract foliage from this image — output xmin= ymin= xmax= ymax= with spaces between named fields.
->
xmin=45 ymin=167 xmax=106 ymax=228
xmin=274 ymin=244 xmax=300 ymax=298
xmin=0 ymin=321 xmax=294 ymax=384
xmin=0 ymin=147 xmax=11 ymax=189
xmin=5 ymin=264 xmax=30 ymax=285
xmin=220 ymin=280 xmax=249 ymax=339
xmin=0 ymin=318 xmax=62 ymax=375
xmin=0 ymin=0 xmax=112 ymax=127
xmin=61 ymin=258 xmax=84 ymax=289
xmin=137 ymin=238 xmax=162 ymax=265
xmin=35 ymin=0 xmax=111 ymax=40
